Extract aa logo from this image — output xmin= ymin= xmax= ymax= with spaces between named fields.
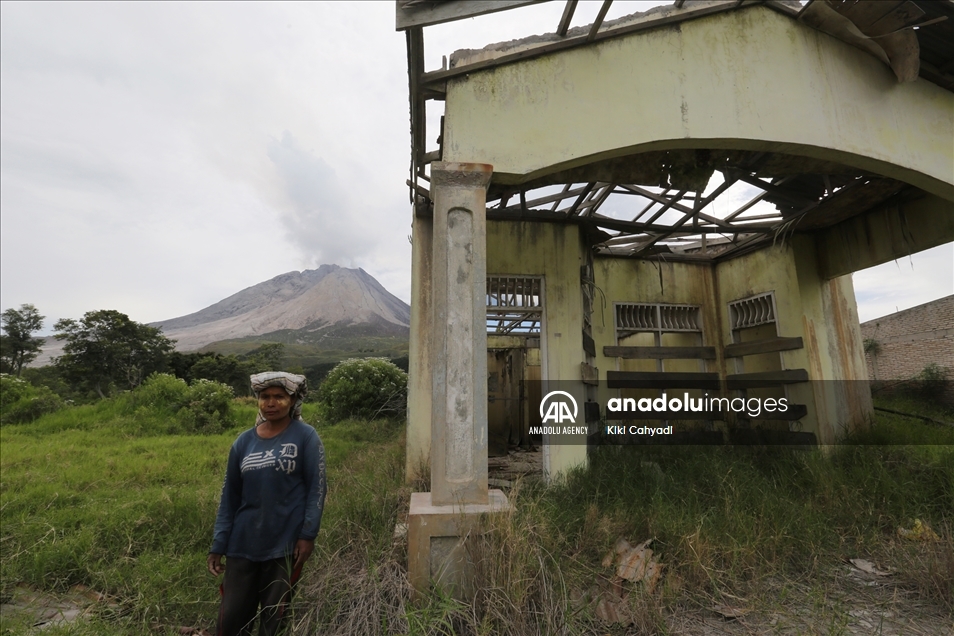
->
xmin=540 ymin=391 xmax=578 ymax=424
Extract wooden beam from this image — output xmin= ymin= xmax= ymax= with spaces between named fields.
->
xmin=521 ymin=184 xmax=586 ymax=209
xmin=604 ymin=345 xmax=717 ymax=359
xmin=585 ymin=401 xmax=601 ymax=423
xmin=580 ymin=183 xmax=614 ymax=216
xmin=557 ymin=0 xmax=578 ymax=36
xmin=406 ymin=178 xmax=431 ymax=202
xmin=607 ymin=371 xmax=721 ymax=390
xmin=725 ymin=369 xmax=809 ymax=389
xmin=396 ymin=0 xmax=545 ymax=31
xmin=724 ymin=337 xmax=804 ymax=358
xmin=583 ymin=331 xmax=596 ymax=356
xmin=566 ymin=182 xmax=596 ymax=216
xmin=407 ymin=28 xmax=426 ymax=188
xmin=588 ymin=0 xmax=614 ymax=41
xmin=622 ymin=184 xmax=735 ymax=230
xmin=632 ymin=187 xmax=672 ymax=223
xmin=488 ymin=208 xmax=578 ymax=224
xmin=550 ymin=183 xmax=573 ymax=211
xmin=734 ymin=173 xmax=816 ymax=207
xmin=589 ymin=213 xmax=776 ymax=236
xmin=582 ymin=362 xmax=599 ymax=385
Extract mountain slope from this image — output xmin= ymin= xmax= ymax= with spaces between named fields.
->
xmin=152 ymin=265 xmax=410 ymax=351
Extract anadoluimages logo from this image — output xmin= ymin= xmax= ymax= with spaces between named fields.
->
xmin=540 ymin=391 xmax=578 ymax=424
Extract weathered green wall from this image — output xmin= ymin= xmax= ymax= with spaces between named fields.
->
xmin=587 ymin=239 xmax=871 ymax=444
xmin=486 ymin=220 xmax=588 ymax=477
xmin=408 ymin=218 xmax=875 ymax=482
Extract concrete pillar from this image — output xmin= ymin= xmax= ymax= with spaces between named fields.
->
xmin=429 ymin=162 xmax=492 ymax=506
xmin=407 ymin=162 xmax=510 ymax=600
xmin=406 ymin=208 xmax=432 ymax=482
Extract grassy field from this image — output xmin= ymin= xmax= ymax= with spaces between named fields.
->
xmin=1 ymin=393 xmax=952 ymax=634
xmin=0 ymin=396 xmax=407 ymax=635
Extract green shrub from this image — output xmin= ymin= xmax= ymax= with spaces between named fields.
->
xmin=0 ymin=373 xmax=66 ymax=424
xmin=917 ymin=363 xmax=948 ymax=401
xmin=0 ymin=373 xmax=30 ymax=406
xmin=318 ymin=358 xmax=407 ymax=422
xmin=863 ymin=337 xmax=881 ymax=356
xmin=128 ymin=373 xmax=235 ymax=433
xmin=178 ymin=378 xmax=235 ymax=432
xmin=130 ymin=372 xmax=190 ymax=409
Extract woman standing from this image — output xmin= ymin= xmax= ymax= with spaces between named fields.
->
xmin=208 ymin=372 xmax=326 ymax=636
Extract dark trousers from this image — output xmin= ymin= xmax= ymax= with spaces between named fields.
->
xmin=216 ymin=557 xmax=302 ymax=636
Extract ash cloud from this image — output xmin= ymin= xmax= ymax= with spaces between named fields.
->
xmin=267 ymin=131 xmax=370 ymax=267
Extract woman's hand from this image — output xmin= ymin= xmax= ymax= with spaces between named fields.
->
xmin=207 ymin=553 xmax=225 ymax=576
xmin=293 ymin=539 xmax=314 ymax=571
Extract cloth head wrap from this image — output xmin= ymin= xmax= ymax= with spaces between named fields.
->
xmin=250 ymin=371 xmax=307 ymax=426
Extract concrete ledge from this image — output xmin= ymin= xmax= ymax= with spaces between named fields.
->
xmin=407 ymin=489 xmax=511 ymax=600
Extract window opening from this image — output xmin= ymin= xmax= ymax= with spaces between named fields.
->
xmin=615 ymin=303 xmax=702 ymax=338
xmin=728 ymin=292 xmax=776 ymax=330
xmin=487 ymin=276 xmax=542 ymax=334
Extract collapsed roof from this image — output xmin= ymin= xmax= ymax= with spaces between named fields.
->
xmin=399 ymin=0 xmax=954 ymax=261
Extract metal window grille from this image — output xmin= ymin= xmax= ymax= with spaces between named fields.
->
xmin=615 ymin=303 xmax=701 ymax=336
xmin=728 ymin=292 xmax=776 ymax=330
xmin=487 ymin=276 xmax=542 ymax=334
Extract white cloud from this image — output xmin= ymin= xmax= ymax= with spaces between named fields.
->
xmin=853 ymin=242 xmax=954 ymax=323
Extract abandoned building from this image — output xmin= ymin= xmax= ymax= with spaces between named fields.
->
xmin=396 ymin=0 xmax=953 ymax=593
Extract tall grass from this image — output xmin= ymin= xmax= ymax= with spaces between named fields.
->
xmin=2 ymin=393 xmax=952 ymax=634
xmin=0 ymin=392 xmax=406 ymax=634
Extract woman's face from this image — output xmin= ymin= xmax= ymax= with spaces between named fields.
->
xmin=258 ymin=386 xmax=293 ymax=422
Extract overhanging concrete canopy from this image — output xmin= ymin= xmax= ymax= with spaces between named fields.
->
xmin=442 ymin=6 xmax=954 ymax=203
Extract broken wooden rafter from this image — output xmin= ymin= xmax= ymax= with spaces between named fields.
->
xmin=406 ymin=28 xmax=426 ymax=198
xmin=621 ymin=184 xmax=736 ymax=231
xmin=557 ymin=0 xmax=579 ymax=37
xmin=588 ymin=0 xmax=614 ymax=42
xmin=579 ymin=183 xmax=614 ymax=217
xmin=515 ymin=184 xmax=588 ymax=210
xmin=631 ymin=187 xmax=673 ymax=223
xmin=566 ymin=182 xmax=596 ymax=216
xmin=587 ymin=213 xmax=776 ymax=236
xmin=550 ymin=183 xmax=573 ymax=211
xmin=722 ymin=175 xmax=795 ymax=221
xmin=733 ymin=173 xmax=817 ymax=207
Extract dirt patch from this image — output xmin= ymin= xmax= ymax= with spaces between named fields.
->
xmin=488 ymin=447 xmax=542 ymax=484
xmin=0 ymin=583 xmax=107 ymax=629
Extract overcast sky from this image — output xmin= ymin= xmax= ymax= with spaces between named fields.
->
xmin=1 ymin=1 xmax=950 ymax=335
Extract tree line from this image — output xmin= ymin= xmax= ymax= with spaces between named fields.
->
xmin=1 ymin=304 xmax=290 ymax=402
